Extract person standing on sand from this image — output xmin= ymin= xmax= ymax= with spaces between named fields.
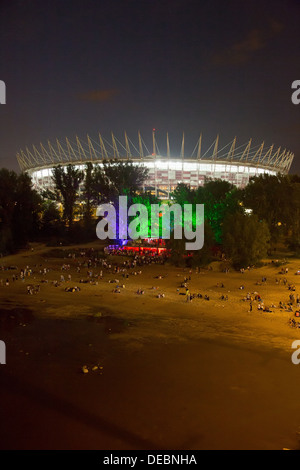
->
xmin=249 ymin=301 xmax=253 ymax=312
xmin=186 ymin=288 xmax=191 ymax=303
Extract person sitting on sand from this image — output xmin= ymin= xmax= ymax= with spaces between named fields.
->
xmin=65 ymin=286 xmax=80 ymax=292
xmin=290 ymin=318 xmax=300 ymax=328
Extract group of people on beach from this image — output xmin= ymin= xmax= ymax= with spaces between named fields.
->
xmin=1 ymin=249 xmax=300 ymax=330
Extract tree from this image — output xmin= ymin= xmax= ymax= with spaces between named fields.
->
xmin=80 ymin=159 xmax=149 ymax=217
xmin=0 ymin=169 xmax=17 ymax=223
xmin=171 ymin=179 xmax=242 ymax=244
xmin=286 ymin=179 xmax=300 ymax=251
xmin=0 ymin=169 xmax=18 ymax=252
xmin=40 ymin=200 xmax=63 ymax=238
xmin=102 ymin=159 xmax=149 ymax=197
xmin=241 ymin=173 xmax=299 ymax=244
xmin=166 ymin=220 xmax=215 ymax=267
xmin=171 ymin=183 xmax=194 ymax=205
xmin=130 ymin=192 xmax=161 ymax=239
xmin=52 ymin=165 xmax=84 ymax=228
xmin=81 ymin=162 xmax=96 ymax=229
xmin=12 ymin=172 xmax=41 ymax=246
xmin=0 ymin=169 xmax=41 ymax=252
xmin=84 ymin=163 xmax=111 ymax=206
xmin=191 ymin=221 xmax=216 ymax=267
xmin=222 ymin=212 xmax=270 ymax=268
xmin=195 ymin=179 xmax=242 ymax=243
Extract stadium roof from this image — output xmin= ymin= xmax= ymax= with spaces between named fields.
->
xmin=17 ymin=131 xmax=294 ymax=175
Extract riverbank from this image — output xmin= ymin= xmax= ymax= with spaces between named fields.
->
xmin=0 ymin=243 xmax=300 ymax=449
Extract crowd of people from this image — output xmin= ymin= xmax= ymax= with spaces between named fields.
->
xmin=0 ymin=249 xmax=172 ymax=300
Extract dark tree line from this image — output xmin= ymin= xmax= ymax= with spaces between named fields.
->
xmin=0 ymin=160 xmax=149 ymax=252
xmin=241 ymin=174 xmax=300 ymax=249
xmin=0 ymin=169 xmax=41 ymax=253
xmin=0 ymin=161 xmax=299 ymax=269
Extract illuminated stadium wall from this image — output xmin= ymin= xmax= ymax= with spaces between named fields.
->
xmin=17 ymin=132 xmax=294 ymax=197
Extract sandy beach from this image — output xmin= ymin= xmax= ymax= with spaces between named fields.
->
xmin=1 ymin=242 xmax=300 ymax=450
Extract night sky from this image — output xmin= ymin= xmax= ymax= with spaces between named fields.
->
xmin=0 ymin=0 xmax=299 ymax=173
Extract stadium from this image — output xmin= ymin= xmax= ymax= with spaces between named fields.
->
xmin=17 ymin=131 xmax=294 ymax=198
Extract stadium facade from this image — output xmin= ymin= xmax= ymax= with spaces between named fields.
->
xmin=17 ymin=131 xmax=294 ymax=198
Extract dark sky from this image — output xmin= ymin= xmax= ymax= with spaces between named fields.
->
xmin=0 ymin=0 xmax=299 ymax=173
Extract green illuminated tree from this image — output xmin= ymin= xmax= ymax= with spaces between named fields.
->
xmin=171 ymin=183 xmax=194 ymax=205
xmin=130 ymin=192 xmax=161 ymax=238
xmin=171 ymin=179 xmax=242 ymax=244
xmin=222 ymin=212 xmax=270 ymax=268
xmin=195 ymin=179 xmax=242 ymax=243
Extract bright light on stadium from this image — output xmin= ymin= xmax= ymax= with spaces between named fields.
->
xmin=16 ymin=131 xmax=294 ymax=198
